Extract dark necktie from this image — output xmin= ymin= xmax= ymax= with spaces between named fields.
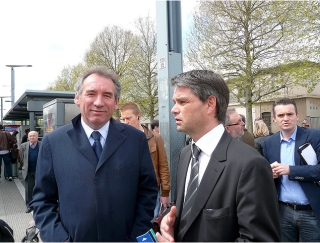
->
xmin=91 ymin=131 xmax=102 ymax=160
xmin=178 ymin=143 xmax=201 ymax=239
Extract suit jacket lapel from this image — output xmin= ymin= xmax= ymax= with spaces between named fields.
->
xmin=96 ymin=119 xmax=126 ymax=170
xmin=67 ymin=115 xmax=98 ymax=168
xmin=294 ymin=126 xmax=308 ymax=166
xmin=175 ymin=145 xmax=192 ymax=219
xmin=179 ymin=131 xmax=231 ymax=239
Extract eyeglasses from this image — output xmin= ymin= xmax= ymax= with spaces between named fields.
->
xmin=226 ymin=119 xmax=243 ymax=126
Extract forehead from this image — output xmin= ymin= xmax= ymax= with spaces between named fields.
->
xmin=28 ymin=132 xmax=37 ymax=136
xmin=121 ymin=109 xmax=136 ymax=117
xmin=274 ymin=104 xmax=296 ymax=115
xmin=173 ymin=86 xmax=197 ymax=99
xmin=230 ymin=112 xmax=241 ymax=121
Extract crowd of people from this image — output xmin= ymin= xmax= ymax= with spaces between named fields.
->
xmin=1 ymin=66 xmax=319 ymax=242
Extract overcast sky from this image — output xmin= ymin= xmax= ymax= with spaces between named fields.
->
xmin=0 ymin=0 xmax=196 ymax=113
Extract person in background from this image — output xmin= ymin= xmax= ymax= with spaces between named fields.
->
xmin=224 ymin=108 xmax=244 ymax=140
xmin=11 ymin=130 xmax=19 ymax=144
xmin=254 ymin=117 xmax=264 ymax=124
xmin=157 ymin=70 xmax=280 ymax=242
xmin=0 ymin=124 xmax=15 ymax=181
xmin=253 ymin=122 xmax=270 ymax=156
xmin=151 ymin=119 xmax=160 ymax=133
xmin=120 ymin=102 xmax=170 ymax=220
xmin=31 ymin=66 xmax=158 ymax=242
xmin=239 ymin=114 xmax=255 ymax=148
xmin=20 ymin=131 xmax=41 ymax=213
xmin=21 ymin=128 xmax=30 ymax=144
xmin=263 ymin=98 xmax=320 ymax=242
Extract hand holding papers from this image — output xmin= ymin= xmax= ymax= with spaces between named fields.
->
xmin=298 ymin=143 xmax=317 ymax=165
xmin=298 ymin=143 xmax=320 ymax=187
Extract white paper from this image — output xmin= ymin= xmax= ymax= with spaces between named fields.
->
xmin=300 ymin=144 xmax=318 ymax=166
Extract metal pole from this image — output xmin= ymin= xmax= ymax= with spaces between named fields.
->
xmin=156 ymin=0 xmax=183 ymax=201
xmin=1 ymin=97 xmax=3 ymax=125
xmin=11 ymin=67 xmax=15 ymax=107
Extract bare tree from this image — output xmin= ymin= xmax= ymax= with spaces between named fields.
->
xmin=47 ymin=63 xmax=85 ymax=91
xmin=84 ymin=25 xmax=138 ymax=79
xmin=124 ymin=15 xmax=158 ymax=120
xmin=186 ymin=1 xmax=320 ymax=132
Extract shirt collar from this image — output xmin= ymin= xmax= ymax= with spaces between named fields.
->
xmin=192 ymin=124 xmax=225 ymax=157
xmin=81 ymin=117 xmax=110 ymax=141
xmin=280 ymin=125 xmax=297 ymax=142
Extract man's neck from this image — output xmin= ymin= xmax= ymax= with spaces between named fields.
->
xmin=281 ymin=130 xmax=294 ymax=141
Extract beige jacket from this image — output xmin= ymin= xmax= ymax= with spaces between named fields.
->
xmin=142 ymin=125 xmax=170 ymax=197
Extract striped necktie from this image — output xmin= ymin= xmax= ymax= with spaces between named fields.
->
xmin=178 ymin=143 xmax=201 ymax=239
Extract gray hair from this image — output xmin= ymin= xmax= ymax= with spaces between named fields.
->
xmin=74 ymin=66 xmax=121 ymax=101
xmin=170 ymin=70 xmax=229 ymax=124
xmin=225 ymin=107 xmax=237 ymax=126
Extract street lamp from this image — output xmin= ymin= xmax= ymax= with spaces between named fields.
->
xmin=5 ymin=65 xmax=32 ymax=107
xmin=6 ymin=65 xmax=32 ymax=125
xmin=0 ymin=96 xmax=10 ymax=125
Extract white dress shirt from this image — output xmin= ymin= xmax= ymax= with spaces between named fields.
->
xmin=81 ymin=118 xmax=109 ymax=148
xmin=184 ymin=124 xmax=225 ymax=196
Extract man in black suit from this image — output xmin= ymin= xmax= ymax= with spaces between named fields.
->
xmin=31 ymin=66 xmax=158 ymax=242
xmin=157 ymin=70 xmax=280 ymax=242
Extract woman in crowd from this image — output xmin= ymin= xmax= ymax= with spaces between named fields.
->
xmin=253 ymin=122 xmax=270 ymax=156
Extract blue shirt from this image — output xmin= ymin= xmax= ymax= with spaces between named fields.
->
xmin=279 ymin=126 xmax=309 ymax=205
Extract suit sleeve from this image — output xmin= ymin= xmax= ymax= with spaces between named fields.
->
xmin=236 ymin=156 xmax=281 ymax=242
xmin=131 ymin=133 xmax=158 ymax=238
xmin=290 ymin=130 xmax=320 ymax=181
xmin=30 ymin=135 xmax=69 ymax=242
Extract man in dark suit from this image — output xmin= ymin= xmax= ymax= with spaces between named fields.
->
xmin=157 ymin=70 xmax=280 ymax=242
xmin=31 ymin=66 xmax=158 ymax=242
xmin=263 ymin=98 xmax=320 ymax=241
xmin=20 ymin=131 xmax=41 ymax=213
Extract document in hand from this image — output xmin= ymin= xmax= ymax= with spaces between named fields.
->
xmin=298 ymin=143 xmax=320 ymax=187
xmin=298 ymin=143 xmax=318 ymax=165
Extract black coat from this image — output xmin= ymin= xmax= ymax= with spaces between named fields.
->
xmin=254 ymin=135 xmax=269 ymax=156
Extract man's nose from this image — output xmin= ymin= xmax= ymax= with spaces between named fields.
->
xmin=94 ymin=94 xmax=104 ymax=106
xmin=171 ymin=104 xmax=178 ymax=114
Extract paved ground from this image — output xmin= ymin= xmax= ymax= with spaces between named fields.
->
xmin=0 ymin=163 xmax=36 ymax=242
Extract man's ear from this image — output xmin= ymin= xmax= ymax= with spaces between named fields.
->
xmin=206 ymin=95 xmax=217 ymax=114
xmin=74 ymin=93 xmax=80 ymax=107
xmin=114 ymin=98 xmax=120 ymax=111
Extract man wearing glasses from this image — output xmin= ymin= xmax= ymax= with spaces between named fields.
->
xmin=224 ymin=108 xmax=244 ymax=139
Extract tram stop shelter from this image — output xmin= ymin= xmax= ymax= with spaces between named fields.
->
xmin=3 ymin=90 xmax=75 ymax=133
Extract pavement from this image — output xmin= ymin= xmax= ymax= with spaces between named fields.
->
xmin=0 ymin=162 xmax=36 ymax=242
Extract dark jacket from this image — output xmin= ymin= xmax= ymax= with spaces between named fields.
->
xmin=31 ymin=115 xmax=158 ymax=242
xmin=175 ymin=131 xmax=280 ymax=242
xmin=264 ymin=126 xmax=320 ymax=223
xmin=254 ymin=135 xmax=269 ymax=156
